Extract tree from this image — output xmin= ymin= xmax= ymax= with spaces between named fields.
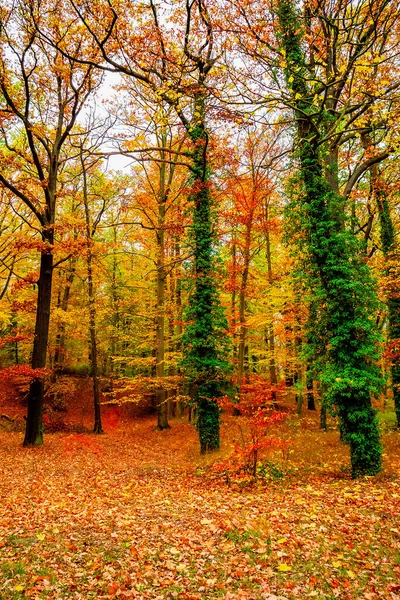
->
xmin=0 ymin=0 xmax=99 ymax=445
xmin=119 ymin=91 xmax=189 ymax=429
xmin=274 ymin=0 xmax=388 ymax=476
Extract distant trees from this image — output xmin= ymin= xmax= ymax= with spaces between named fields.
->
xmin=52 ymin=0 xmax=232 ymax=452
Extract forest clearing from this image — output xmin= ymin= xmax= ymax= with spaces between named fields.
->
xmin=1 ymin=382 xmax=400 ymax=600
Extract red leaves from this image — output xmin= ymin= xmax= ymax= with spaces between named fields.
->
xmin=216 ymin=377 xmax=290 ymax=480
xmin=0 ymin=364 xmax=49 ymax=381
xmin=0 ymin=333 xmax=30 ymax=349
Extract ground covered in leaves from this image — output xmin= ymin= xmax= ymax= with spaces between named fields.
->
xmin=1 ymin=402 xmax=400 ymax=600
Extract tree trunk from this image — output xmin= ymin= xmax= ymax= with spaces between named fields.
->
xmin=373 ymin=167 xmax=400 ymax=427
xmin=87 ymin=256 xmax=103 ymax=434
xmin=174 ymin=240 xmax=184 ymax=417
xmin=82 ymin=163 xmax=103 ymax=435
xmin=110 ymin=222 xmax=120 ymax=378
xmin=154 ymin=145 xmax=170 ymax=431
xmin=24 ymin=240 xmax=53 ymax=446
xmin=54 ymin=259 xmax=76 ymax=370
xmin=238 ymin=226 xmax=252 ymax=385
xmin=307 ymin=372 xmax=316 ymax=411
xmin=265 ymin=206 xmax=278 ymax=404
xmin=155 ymin=228 xmax=169 ymax=430
xmin=182 ymin=92 xmax=229 ymax=454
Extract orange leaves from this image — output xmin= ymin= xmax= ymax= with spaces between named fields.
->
xmin=0 ymin=364 xmax=49 ymax=381
xmin=1 ymin=407 xmax=400 ymax=598
xmin=215 ymin=378 xmax=290 ymax=481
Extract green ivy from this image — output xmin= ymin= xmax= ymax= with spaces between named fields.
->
xmin=181 ymin=93 xmax=231 ymax=454
xmin=277 ymin=0 xmax=382 ymax=477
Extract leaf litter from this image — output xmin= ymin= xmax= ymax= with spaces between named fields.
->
xmin=0 ymin=414 xmax=399 ymax=599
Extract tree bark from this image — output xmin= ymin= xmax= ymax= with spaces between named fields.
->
xmin=24 ymin=238 xmax=54 ymax=446
xmin=54 ymin=259 xmax=76 ymax=370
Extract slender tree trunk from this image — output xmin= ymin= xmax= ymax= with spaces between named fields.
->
xmin=230 ymin=241 xmax=238 ymax=364
xmin=307 ymin=371 xmax=316 ymax=410
xmin=110 ymin=223 xmax=120 ymax=378
xmin=238 ymin=223 xmax=252 ymax=385
xmin=82 ymin=164 xmax=103 ymax=434
xmin=265 ymin=203 xmax=278 ymax=404
xmin=167 ymin=261 xmax=175 ymax=419
xmin=54 ymin=259 xmax=76 ymax=370
xmin=154 ymin=146 xmax=170 ymax=430
xmin=155 ymin=226 xmax=169 ymax=430
xmin=174 ymin=240 xmax=184 ymax=417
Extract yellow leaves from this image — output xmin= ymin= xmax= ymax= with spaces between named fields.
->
xmin=14 ymin=585 xmax=24 ymax=592
xmin=277 ymin=537 xmax=286 ymax=544
xmin=295 ymin=93 xmax=302 ymax=100
xmin=347 ymin=569 xmax=356 ymax=580
xmin=36 ymin=533 xmax=45 ymax=541
xmin=277 ymin=563 xmax=292 ymax=572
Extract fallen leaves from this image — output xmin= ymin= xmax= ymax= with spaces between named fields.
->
xmin=277 ymin=563 xmax=292 ymax=572
xmin=0 ymin=414 xmax=399 ymax=599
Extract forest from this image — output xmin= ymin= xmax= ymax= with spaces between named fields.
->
xmin=0 ymin=0 xmax=400 ymax=598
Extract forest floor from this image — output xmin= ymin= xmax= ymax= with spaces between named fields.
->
xmin=0 ymin=379 xmax=400 ymax=600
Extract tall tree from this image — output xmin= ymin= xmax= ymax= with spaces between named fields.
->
xmin=0 ymin=0 xmax=99 ymax=445
xmin=119 ymin=93 xmax=189 ymax=429
xmin=274 ymin=0 xmax=390 ymax=476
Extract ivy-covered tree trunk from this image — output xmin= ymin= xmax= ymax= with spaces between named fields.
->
xmin=277 ymin=0 xmax=382 ymax=477
xmin=182 ymin=93 xmax=229 ymax=454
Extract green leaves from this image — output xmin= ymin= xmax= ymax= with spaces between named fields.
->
xmin=277 ymin=0 xmax=383 ymax=477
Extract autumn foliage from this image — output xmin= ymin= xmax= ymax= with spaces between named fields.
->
xmin=1 ymin=0 xmax=400 ymax=595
